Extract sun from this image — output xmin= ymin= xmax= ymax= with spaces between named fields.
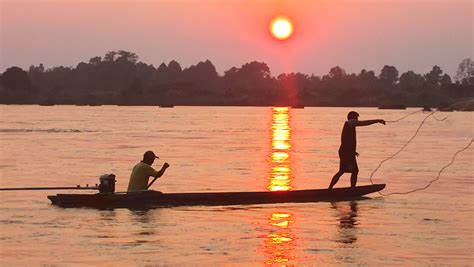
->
xmin=270 ymin=16 xmax=294 ymax=40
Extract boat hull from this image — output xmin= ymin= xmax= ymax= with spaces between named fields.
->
xmin=47 ymin=184 xmax=385 ymax=209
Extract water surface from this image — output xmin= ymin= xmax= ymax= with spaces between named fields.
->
xmin=0 ymin=105 xmax=472 ymax=265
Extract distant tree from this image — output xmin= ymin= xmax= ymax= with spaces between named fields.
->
xmin=168 ymin=60 xmax=182 ymax=73
xmin=224 ymin=61 xmax=271 ymax=85
xmin=440 ymin=74 xmax=452 ymax=86
xmin=328 ymin=66 xmax=346 ymax=79
xmin=358 ymin=69 xmax=376 ymax=81
xmin=116 ymin=50 xmax=138 ymax=64
xmin=28 ymin=64 xmax=45 ymax=90
xmin=241 ymin=61 xmax=271 ymax=79
xmin=89 ymin=56 xmax=102 ymax=65
xmin=223 ymin=61 xmax=273 ymax=105
xmin=1 ymin=67 xmax=32 ymax=93
xmin=29 ymin=63 xmax=44 ymax=73
xmin=166 ymin=60 xmax=183 ymax=83
xmin=183 ymin=60 xmax=219 ymax=92
xmin=276 ymin=72 xmax=310 ymax=105
xmin=135 ymin=62 xmax=156 ymax=88
xmin=399 ymin=71 xmax=425 ymax=91
xmin=104 ymin=51 xmax=118 ymax=62
xmin=455 ymin=58 xmax=474 ymax=84
xmin=379 ymin=65 xmax=398 ymax=86
xmin=425 ymin=65 xmax=443 ymax=87
xmin=154 ymin=62 xmax=169 ymax=84
xmin=157 ymin=63 xmax=167 ymax=72
xmin=357 ymin=69 xmax=379 ymax=94
xmin=0 ymin=66 xmax=34 ymax=102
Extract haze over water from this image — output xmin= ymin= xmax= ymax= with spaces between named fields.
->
xmin=0 ymin=105 xmax=473 ymax=265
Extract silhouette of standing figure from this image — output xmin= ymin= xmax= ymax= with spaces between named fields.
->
xmin=328 ymin=111 xmax=385 ymax=189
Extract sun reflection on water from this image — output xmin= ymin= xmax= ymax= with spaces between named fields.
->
xmin=263 ymin=107 xmax=297 ymax=265
xmin=268 ymin=107 xmax=293 ymax=192
xmin=263 ymin=212 xmax=296 ymax=265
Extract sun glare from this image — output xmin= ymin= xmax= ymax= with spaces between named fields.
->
xmin=270 ymin=16 xmax=294 ymax=40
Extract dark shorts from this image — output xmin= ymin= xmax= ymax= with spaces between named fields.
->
xmin=338 ymin=150 xmax=359 ymax=173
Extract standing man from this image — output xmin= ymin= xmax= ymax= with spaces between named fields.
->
xmin=328 ymin=111 xmax=385 ymax=189
xmin=127 ymin=150 xmax=170 ymax=191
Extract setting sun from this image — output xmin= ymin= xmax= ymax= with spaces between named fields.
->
xmin=270 ymin=16 xmax=294 ymax=40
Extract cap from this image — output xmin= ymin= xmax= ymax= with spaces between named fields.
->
xmin=143 ymin=150 xmax=159 ymax=160
xmin=347 ymin=111 xmax=359 ymax=120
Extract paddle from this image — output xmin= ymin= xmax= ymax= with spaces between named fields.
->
xmin=147 ymin=162 xmax=170 ymax=189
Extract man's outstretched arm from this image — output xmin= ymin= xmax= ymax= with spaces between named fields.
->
xmin=354 ymin=119 xmax=385 ymax=127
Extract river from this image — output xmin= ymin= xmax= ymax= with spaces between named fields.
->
xmin=0 ymin=105 xmax=472 ymax=265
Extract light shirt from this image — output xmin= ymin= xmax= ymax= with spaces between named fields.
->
xmin=127 ymin=162 xmax=159 ymax=191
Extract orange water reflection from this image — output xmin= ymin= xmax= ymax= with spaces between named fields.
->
xmin=268 ymin=107 xmax=293 ymax=192
xmin=263 ymin=212 xmax=296 ymax=265
xmin=263 ymin=107 xmax=297 ymax=265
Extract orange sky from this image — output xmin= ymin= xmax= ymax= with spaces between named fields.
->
xmin=1 ymin=0 xmax=472 ymax=77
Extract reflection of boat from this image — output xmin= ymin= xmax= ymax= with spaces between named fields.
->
xmin=48 ymin=184 xmax=385 ymax=208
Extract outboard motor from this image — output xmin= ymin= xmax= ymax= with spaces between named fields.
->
xmin=98 ymin=174 xmax=116 ymax=193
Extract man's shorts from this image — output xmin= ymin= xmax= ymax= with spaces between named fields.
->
xmin=338 ymin=150 xmax=359 ymax=173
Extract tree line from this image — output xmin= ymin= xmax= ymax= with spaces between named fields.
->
xmin=0 ymin=50 xmax=472 ymax=108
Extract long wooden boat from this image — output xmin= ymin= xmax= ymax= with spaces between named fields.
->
xmin=47 ymin=184 xmax=385 ymax=209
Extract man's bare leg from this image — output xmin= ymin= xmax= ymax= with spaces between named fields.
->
xmin=350 ymin=170 xmax=359 ymax=188
xmin=329 ymin=171 xmax=344 ymax=189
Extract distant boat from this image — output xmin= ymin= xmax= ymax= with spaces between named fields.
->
xmin=439 ymin=108 xmax=454 ymax=112
xmin=291 ymin=105 xmax=305 ymax=109
xmin=378 ymin=104 xmax=406 ymax=110
xmin=422 ymin=106 xmax=432 ymax=112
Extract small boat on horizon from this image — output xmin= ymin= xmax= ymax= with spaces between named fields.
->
xmin=378 ymin=104 xmax=406 ymax=110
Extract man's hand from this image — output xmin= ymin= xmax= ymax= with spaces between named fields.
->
xmin=163 ymin=162 xmax=170 ymax=169
xmin=378 ymin=119 xmax=386 ymax=125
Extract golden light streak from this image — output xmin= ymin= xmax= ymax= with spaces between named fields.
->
xmin=268 ymin=107 xmax=292 ymax=191
xmin=262 ymin=108 xmax=297 ymax=265
xmin=263 ymin=212 xmax=296 ymax=265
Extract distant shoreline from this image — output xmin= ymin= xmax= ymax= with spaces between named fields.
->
xmin=1 ymin=52 xmax=473 ymax=111
xmin=1 ymin=103 xmax=472 ymax=111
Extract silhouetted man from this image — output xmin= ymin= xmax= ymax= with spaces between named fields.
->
xmin=127 ymin=151 xmax=170 ymax=191
xmin=328 ymin=111 xmax=385 ymax=189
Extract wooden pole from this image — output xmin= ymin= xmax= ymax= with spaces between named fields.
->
xmin=0 ymin=186 xmax=99 ymax=191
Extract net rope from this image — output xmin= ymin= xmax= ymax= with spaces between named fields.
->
xmin=368 ymin=103 xmax=473 ymax=196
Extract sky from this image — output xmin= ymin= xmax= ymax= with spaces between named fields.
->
xmin=0 ymin=0 xmax=472 ymax=77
